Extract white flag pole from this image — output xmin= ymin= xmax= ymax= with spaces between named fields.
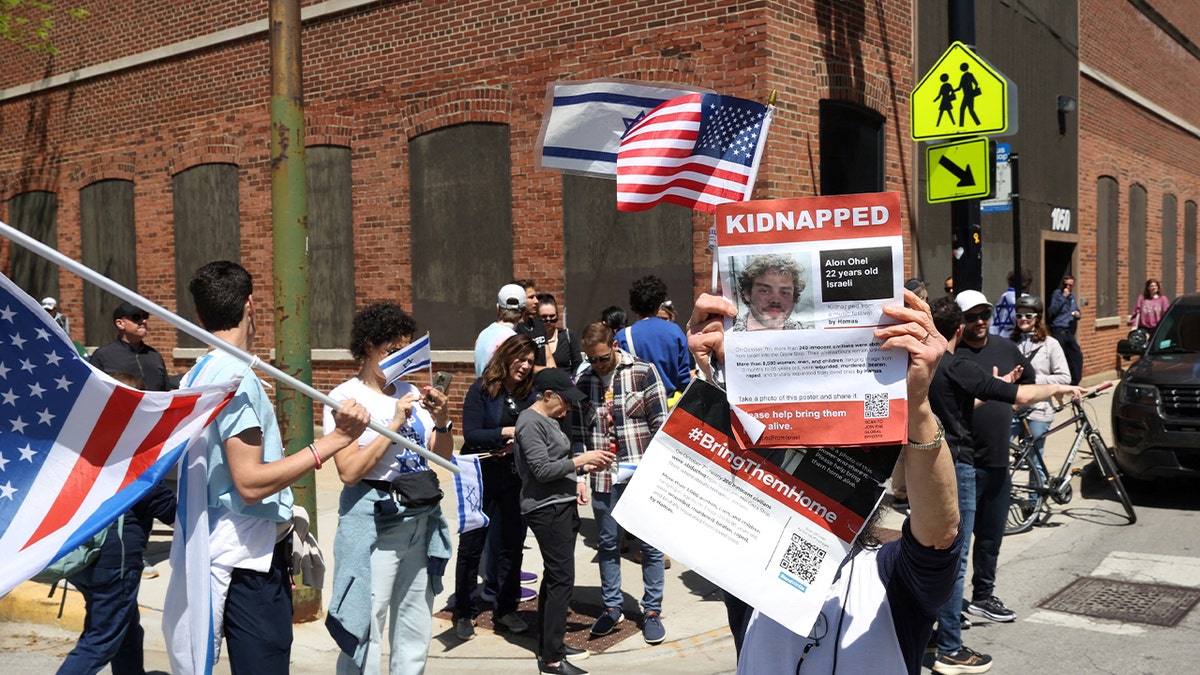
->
xmin=0 ymin=220 xmax=459 ymax=474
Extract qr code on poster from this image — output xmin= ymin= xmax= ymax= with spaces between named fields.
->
xmin=864 ymin=392 xmax=889 ymax=419
xmin=779 ymin=533 xmax=827 ymax=585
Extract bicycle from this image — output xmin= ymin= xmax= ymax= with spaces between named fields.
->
xmin=1006 ymin=382 xmax=1136 ymax=535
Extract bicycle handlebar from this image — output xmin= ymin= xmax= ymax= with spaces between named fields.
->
xmin=1049 ymin=381 xmax=1113 ymax=413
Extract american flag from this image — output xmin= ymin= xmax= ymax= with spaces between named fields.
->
xmin=616 ymin=93 xmax=774 ymax=213
xmin=0 ymin=273 xmax=238 ymax=598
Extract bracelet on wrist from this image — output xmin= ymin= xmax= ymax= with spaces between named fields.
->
xmin=308 ymin=443 xmax=323 ymax=469
xmin=906 ymin=417 xmax=945 ymax=451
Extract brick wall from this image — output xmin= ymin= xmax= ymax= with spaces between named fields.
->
xmin=1 ymin=0 xmax=913 ymax=406
xmin=1077 ymin=0 xmax=1200 ymax=376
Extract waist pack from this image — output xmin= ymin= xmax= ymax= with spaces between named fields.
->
xmin=390 ymin=470 xmax=443 ymax=508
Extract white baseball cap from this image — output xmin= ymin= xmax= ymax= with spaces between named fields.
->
xmin=955 ymin=290 xmax=992 ymax=313
xmin=41 ymin=297 xmax=57 ymax=310
xmin=497 ymin=284 xmax=526 ymax=310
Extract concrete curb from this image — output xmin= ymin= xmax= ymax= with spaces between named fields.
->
xmin=0 ymin=581 xmax=85 ymax=633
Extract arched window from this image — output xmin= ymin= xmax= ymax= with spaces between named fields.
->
xmin=173 ymin=163 xmax=241 ymax=348
xmin=6 ymin=190 xmax=58 ymax=302
xmin=1185 ymin=201 xmax=1197 ymax=294
xmin=307 ymin=145 xmax=355 ymax=349
xmin=562 ymin=174 xmax=693 ymax=331
xmin=1096 ymin=176 xmax=1119 ymax=317
xmin=80 ymin=179 xmax=136 ymax=346
xmin=409 ymin=123 xmax=512 ymax=349
xmin=1161 ymin=193 xmax=1177 ymax=297
xmin=1127 ymin=184 xmax=1147 ymax=312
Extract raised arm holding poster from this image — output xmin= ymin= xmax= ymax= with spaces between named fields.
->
xmin=715 ymin=192 xmax=908 ymax=448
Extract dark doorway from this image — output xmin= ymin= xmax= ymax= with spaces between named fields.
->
xmin=1044 ymin=240 xmax=1076 ymax=301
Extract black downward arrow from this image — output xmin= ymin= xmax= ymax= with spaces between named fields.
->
xmin=938 ymin=155 xmax=976 ymax=187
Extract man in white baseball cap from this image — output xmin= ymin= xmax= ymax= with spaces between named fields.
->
xmin=473 ymin=284 xmax=527 ymax=377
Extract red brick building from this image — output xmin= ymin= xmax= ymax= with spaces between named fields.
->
xmin=1077 ymin=0 xmax=1200 ymax=375
xmin=0 ymin=0 xmax=917 ymax=406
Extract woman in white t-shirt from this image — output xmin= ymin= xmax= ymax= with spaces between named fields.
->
xmin=323 ymin=303 xmax=454 ymax=675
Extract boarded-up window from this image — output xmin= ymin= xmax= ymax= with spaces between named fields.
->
xmin=1128 ymin=184 xmax=1147 ymax=310
xmin=1186 ymin=201 xmax=1197 ymax=294
xmin=1161 ymin=193 xmax=1178 ymax=298
xmin=307 ymin=146 xmax=355 ymax=349
xmin=1096 ymin=177 xmax=1119 ymax=317
xmin=6 ymin=191 xmax=58 ymax=301
xmin=173 ymin=164 xmax=241 ymax=347
xmin=563 ymin=175 xmax=693 ymax=333
xmin=409 ymin=124 xmax=512 ymax=349
xmin=80 ymin=180 xmax=137 ymax=346
xmin=819 ymin=100 xmax=885 ymax=196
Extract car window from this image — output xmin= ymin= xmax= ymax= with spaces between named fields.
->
xmin=1150 ymin=303 xmax=1200 ymax=353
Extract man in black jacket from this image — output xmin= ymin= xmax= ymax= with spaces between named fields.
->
xmin=90 ymin=301 xmax=169 ymax=392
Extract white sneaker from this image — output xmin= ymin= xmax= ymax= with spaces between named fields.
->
xmin=495 ymin=612 xmax=529 ymax=633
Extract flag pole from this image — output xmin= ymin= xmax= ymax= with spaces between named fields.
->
xmin=0 ymin=221 xmax=459 ymax=475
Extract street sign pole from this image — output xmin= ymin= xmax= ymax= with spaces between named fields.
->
xmin=1010 ymin=153 xmax=1022 ymax=296
xmin=949 ymin=0 xmax=982 ymax=292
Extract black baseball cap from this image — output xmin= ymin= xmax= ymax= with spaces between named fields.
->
xmin=532 ymin=368 xmax=587 ymax=402
xmin=113 ymin=301 xmax=146 ymax=320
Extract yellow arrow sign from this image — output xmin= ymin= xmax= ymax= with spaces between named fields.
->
xmin=927 ymin=137 xmax=992 ymax=203
xmin=911 ymin=42 xmax=1014 ymax=141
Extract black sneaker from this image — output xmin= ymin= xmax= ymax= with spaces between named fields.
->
xmin=961 ymin=613 xmax=972 ymax=630
xmin=564 ymin=646 xmax=590 ymax=661
xmin=539 ymin=658 xmax=588 ymax=675
xmin=932 ymin=646 xmax=993 ymax=674
xmin=966 ymin=595 xmax=1016 ymax=622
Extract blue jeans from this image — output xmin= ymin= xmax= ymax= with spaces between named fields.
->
xmin=58 ymin=564 xmax=145 ymax=675
xmin=592 ymin=484 xmax=664 ymax=613
xmin=336 ymin=515 xmax=432 ymax=675
xmin=1014 ymin=418 xmax=1051 ymax=481
xmin=972 ymin=465 xmax=1011 ymax=602
xmin=935 ymin=460 xmax=976 ymax=655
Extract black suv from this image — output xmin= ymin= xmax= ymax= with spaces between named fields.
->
xmin=1112 ymin=293 xmax=1200 ymax=480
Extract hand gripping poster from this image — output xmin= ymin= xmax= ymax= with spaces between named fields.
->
xmin=715 ymin=192 xmax=907 ymax=448
xmin=613 ymin=379 xmax=900 ymax=638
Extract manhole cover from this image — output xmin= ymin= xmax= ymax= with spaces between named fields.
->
xmin=1038 ymin=576 xmax=1200 ymax=627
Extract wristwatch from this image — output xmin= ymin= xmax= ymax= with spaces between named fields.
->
xmin=433 ymin=420 xmax=454 ymax=433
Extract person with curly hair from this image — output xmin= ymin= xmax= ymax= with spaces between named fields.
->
xmin=324 ymin=303 xmax=454 ymax=675
xmin=615 ymin=275 xmax=690 ymax=398
xmin=732 ymin=254 xmax=810 ymax=331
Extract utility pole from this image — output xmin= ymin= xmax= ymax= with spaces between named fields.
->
xmin=269 ymin=0 xmax=318 ymax=621
xmin=950 ymin=0 xmax=983 ymax=291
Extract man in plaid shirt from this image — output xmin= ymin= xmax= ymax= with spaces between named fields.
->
xmin=572 ymin=322 xmax=670 ymax=645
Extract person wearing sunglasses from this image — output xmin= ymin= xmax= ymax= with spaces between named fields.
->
xmin=953 ymin=290 xmax=1034 ymax=629
xmin=1010 ymin=295 xmax=1070 ymax=480
xmin=536 ymin=293 xmax=582 ymax=377
xmin=89 ymin=300 xmax=170 ymax=392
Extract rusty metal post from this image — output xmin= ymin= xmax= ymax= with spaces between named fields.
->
xmin=269 ymin=0 xmax=319 ymax=621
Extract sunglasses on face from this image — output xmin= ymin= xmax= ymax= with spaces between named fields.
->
xmin=963 ymin=309 xmax=992 ymax=323
xmin=586 ymin=352 xmax=613 ymax=364
xmin=539 ymin=315 xmax=557 ymax=323
xmin=124 ymin=313 xmax=149 ymax=323
xmin=1016 ymin=312 xmax=1039 ymax=320
xmin=944 ymin=286 xmax=954 ymax=293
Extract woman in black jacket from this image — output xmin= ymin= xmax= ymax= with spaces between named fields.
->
xmin=452 ymin=334 xmax=538 ymax=640
xmin=535 ymin=294 xmax=582 ymax=378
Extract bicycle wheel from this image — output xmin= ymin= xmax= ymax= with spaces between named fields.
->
xmin=1007 ymin=442 xmax=1046 ymax=535
xmin=1087 ymin=432 xmax=1137 ymax=524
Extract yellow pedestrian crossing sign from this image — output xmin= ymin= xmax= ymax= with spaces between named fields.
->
xmin=926 ymin=137 xmax=992 ymax=203
xmin=911 ymin=42 xmax=1017 ymax=141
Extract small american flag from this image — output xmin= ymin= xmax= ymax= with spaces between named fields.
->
xmin=616 ymin=93 xmax=773 ymax=213
xmin=0 ymin=273 xmax=238 ymax=598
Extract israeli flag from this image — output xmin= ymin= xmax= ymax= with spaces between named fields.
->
xmin=452 ymin=455 xmax=489 ymax=534
xmin=535 ymin=78 xmax=710 ymax=178
xmin=380 ymin=333 xmax=431 ymax=386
